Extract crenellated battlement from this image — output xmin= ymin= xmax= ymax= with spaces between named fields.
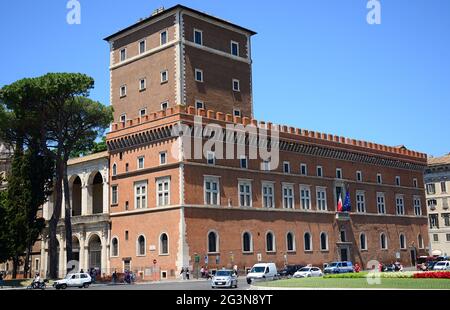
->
xmin=109 ymin=105 xmax=427 ymax=161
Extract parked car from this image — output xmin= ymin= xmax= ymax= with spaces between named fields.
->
xmin=246 ymin=263 xmax=278 ymax=284
xmin=323 ymin=261 xmax=354 ymax=274
xmin=278 ymin=265 xmax=304 ymax=278
xmin=293 ymin=266 xmax=323 ymax=278
xmin=53 ymin=272 xmax=92 ymax=289
xmin=211 ymin=269 xmax=238 ymax=289
xmin=433 ymin=261 xmax=450 ymax=271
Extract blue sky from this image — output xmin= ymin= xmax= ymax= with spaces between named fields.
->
xmin=0 ymin=0 xmax=449 ymax=157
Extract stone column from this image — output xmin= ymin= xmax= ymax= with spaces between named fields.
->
xmin=81 ymin=184 xmax=89 ymax=216
xmin=102 ymin=180 xmax=109 ymax=214
xmin=40 ymin=239 xmax=47 ymax=278
xmin=58 ymin=235 xmax=65 ymax=278
xmin=79 ymin=231 xmax=86 ymax=272
xmin=101 ymin=229 xmax=108 ymax=276
xmin=84 ymin=235 xmax=90 ymax=272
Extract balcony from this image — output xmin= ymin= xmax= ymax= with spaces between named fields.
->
xmin=335 ymin=212 xmax=351 ymax=221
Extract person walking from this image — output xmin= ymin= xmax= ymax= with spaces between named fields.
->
xmin=112 ymin=270 xmax=117 ymax=284
xmin=186 ymin=267 xmax=190 ymax=280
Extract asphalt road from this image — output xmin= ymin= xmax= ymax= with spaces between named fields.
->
xmin=48 ymin=279 xmax=252 ymax=290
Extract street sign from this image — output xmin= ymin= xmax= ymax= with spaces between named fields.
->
xmin=215 ymin=255 xmax=220 ymax=264
xmin=204 ymin=255 xmax=208 ymax=264
xmin=395 ymin=252 xmax=400 ymax=259
xmin=153 ymin=259 xmax=157 ymax=264
xmin=257 ymin=253 xmax=262 ymax=262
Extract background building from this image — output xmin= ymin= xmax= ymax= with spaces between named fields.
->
xmin=425 ymin=154 xmax=450 ymax=257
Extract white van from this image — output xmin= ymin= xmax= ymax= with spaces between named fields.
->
xmin=246 ymin=263 xmax=278 ymax=284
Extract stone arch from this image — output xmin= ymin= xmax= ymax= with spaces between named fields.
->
xmin=87 ymin=233 xmax=102 ymax=272
xmin=69 ymin=175 xmax=82 ymax=216
xmin=88 ymin=171 xmax=104 ymax=215
xmin=72 ymin=235 xmax=80 ymax=263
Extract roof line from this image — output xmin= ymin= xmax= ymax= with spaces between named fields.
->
xmin=103 ymin=4 xmax=257 ymax=42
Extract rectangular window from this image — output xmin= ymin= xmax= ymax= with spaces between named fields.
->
xmin=139 ymin=109 xmax=147 ymax=117
xmin=120 ymin=114 xmax=126 ymax=123
xmin=300 ymin=164 xmax=307 ymax=176
xmin=317 ymin=166 xmax=323 ymax=177
xmin=159 ymin=151 xmax=167 ymax=165
xmin=356 ymin=171 xmax=362 ymax=182
xmin=426 ymin=183 xmax=436 ymax=195
xmin=442 ymin=181 xmax=447 ymax=193
xmin=283 ymin=161 xmax=291 ymax=174
xmin=207 ymin=151 xmax=215 ymax=165
xmin=282 ymin=184 xmax=294 ymax=209
xmin=261 ymin=160 xmax=270 ymax=171
xmin=137 ymin=156 xmax=144 ymax=170
xmin=396 ymin=176 xmax=401 ymax=186
xmin=125 ymin=163 xmax=129 ymax=172
xmin=204 ymin=177 xmax=220 ymax=206
xmin=120 ymin=85 xmax=127 ymax=97
xmin=377 ymin=192 xmax=386 ymax=214
xmin=336 ymin=168 xmax=342 ymax=179
xmin=161 ymin=70 xmax=168 ymax=83
xmin=413 ymin=178 xmax=418 ymax=188
xmin=238 ymin=181 xmax=252 ymax=207
xmin=240 ymin=156 xmax=248 ymax=169
xmin=120 ymin=48 xmax=126 ymax=62
xmin=232 ymin=79 xmax=240 ymax=92
xmin=125 ymin=231 xmax=129 ymax=241
xmin=139 ymin=78 xmax=146 ymax=91
xmin=156 ymin=177 xmax=170 ymax=206
xmin=195 ymin=100 xmax=204 ymax=110
xmin=377 ymin=174 xmax=382 ymax=184
xmin=429 ymin=214 xmax=439 ymax=229
xmin=316 ymin=187 xmax=327 ymax=211
xmin=443 ymin=214 xmax=450 ymax=227
xmin=111 ymin=185 xmax=118 ymax=205
xmin=262 ymin=182 xmax=274 ymax=208
xmin=433 ymin=234 xmax=439 ymax=242
xmin=233 ymin=109 xmax=241 ymax=117
xmin=160 ymin=30 xmax=167 ymax=45
xmin=356 ymin=191 xmax=366 ymax=213
xmin=300 ymin=186 xmax=311 ymax=210
xmin=396 ymin=195 xmax=405 ymax=215
xmin=414 ymin=197 xmax=422 ymax=216
xmin=195 ymin=69 xmax=203 ymax=82
xmin=139 ymin=40 xmax=146 ymax=54
xmin=161 ymin=102 xmax=168 ymax=111
xmin=194 ymin=29 xmax=203 ymax=45
xmin=135 ymin=181 xmax=147 ymax=209
xmin=231 ymin=41 xmax=239 ymax=56
xmin=446 ymin=234 xmax=450 ymax=242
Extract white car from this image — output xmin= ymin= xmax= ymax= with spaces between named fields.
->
xmin=433 ymin=261 xmax=450 ymax=271
xmin=53 ymin=272 xmax=92 ymax=289
xmin=293 ymin=267 xmax=323 ymax=278
xmin=246 ymin=263 xmax=278 ymax=284
xmin=211 ymin=270 xmax=238 ymax=289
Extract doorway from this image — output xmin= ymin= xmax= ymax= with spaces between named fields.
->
xmin=410 ymin=249 xmax=417 ymax=266
xmin=340 ymin=247 xmax=348 ymax=261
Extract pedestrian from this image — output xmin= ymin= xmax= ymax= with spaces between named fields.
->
xmin=80 ymin=269 xmax=84 ymax=273
xmin=233 ymin=264 xmax=238 ymax=277
xmin=186 ymin=267 xmax=190 ymax=280
xmin=0 ymin=272 xmax=4 ymax=288
xmin=200 ymin=266 xmax=205 ymax=278
xmin=112 ymin=270 xmax=117 ymax=284
xmin=180 ymin=267 xmax=185 ymax=280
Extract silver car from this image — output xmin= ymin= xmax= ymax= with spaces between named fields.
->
xmin=211 ymin=270 xmax=238 ymax=289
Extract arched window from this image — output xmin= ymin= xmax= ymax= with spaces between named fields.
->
xmin=208 ymin=231 xmax=218 ymax=253
xmin=400 ymin=234 xmax=406 ymax=249
xmin=380 ymin=233 xmax=388 ymax=250
xmin=112 ymin=163 xmax=117 ymax=176
xmin=286 ymin=232 xmax=295 ymax=252
xmin=160 ymin=233 xmax=169 ymax=255
xmin=137 ymin=235 xmax=146 ymax=256
xmin=418 ymin=234 xmax=424 ymax=249
xmin=242 ymin=232 xmax=252 ymax=253
xmin=320 ymin=232 xmax=327 ymax=251
xmin=304 ymin=232 xmax=312 ymax=251
xmin=360 ymin=233 xmax=367 ymax=250
xmin=111 ymin=237 xmax=119 ymax=257
xmin=266 ymin=231 xmax=275 ymax=252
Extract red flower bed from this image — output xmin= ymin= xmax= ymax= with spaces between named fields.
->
xmin=413 ymin=272 xmax=450 ymax=279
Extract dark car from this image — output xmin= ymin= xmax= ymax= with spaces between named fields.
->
xmin=278 ymin=265 xmax=304 ymax=278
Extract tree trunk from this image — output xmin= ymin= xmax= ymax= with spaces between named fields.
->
xmin=63 ymin=158 xmax=73 ymax=272
xmin=12 ymin=255 xmax=19 ymax=279
xmin=23 ymin=242 xmax=31 ymax=278
xmin=48 ymin=155 xmax=63 ymax=279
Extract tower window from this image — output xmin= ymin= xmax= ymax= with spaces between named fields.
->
xmin=194 ymin=29 xmax=203 ymax=45
xmin=195 ymin=69 xmax=204 ymax=82
xmin=232 ymin=79 xmax=240 ymax=92
xmin=231 ymin=41 xmax=239 ymax=56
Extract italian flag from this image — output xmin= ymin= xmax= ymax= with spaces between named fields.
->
xmin=337 ymin=193 xmax=343 ymax=212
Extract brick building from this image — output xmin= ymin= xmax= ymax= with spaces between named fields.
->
xmin=103 ymin=5 xmax=429 ymax=279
